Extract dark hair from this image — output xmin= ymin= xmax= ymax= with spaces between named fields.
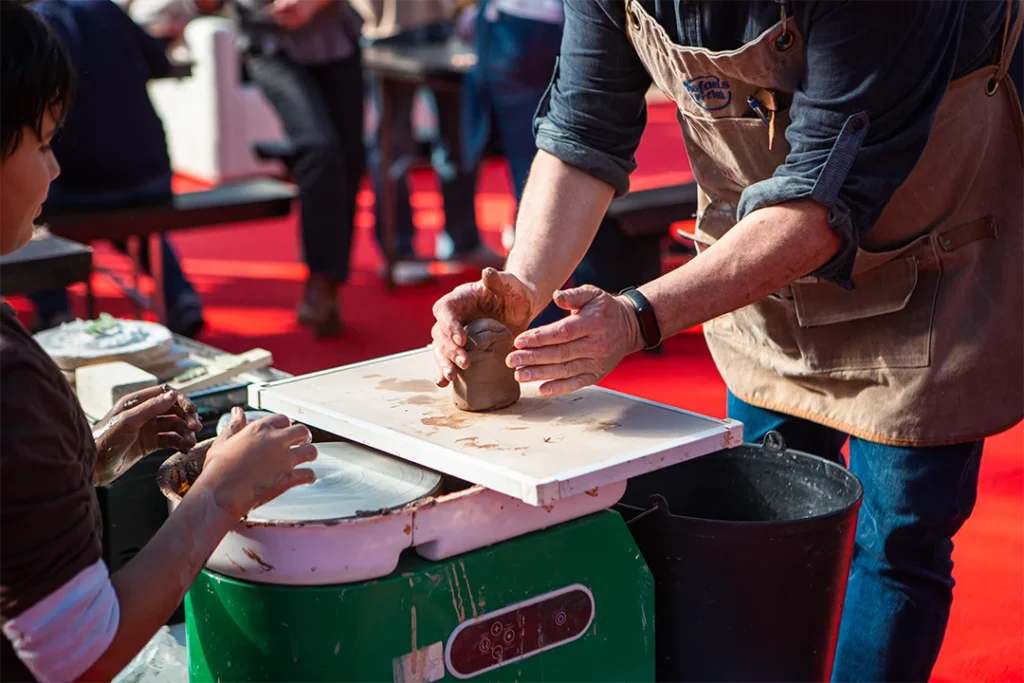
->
xmin=0 ymin=0 xmax=75 ymax=160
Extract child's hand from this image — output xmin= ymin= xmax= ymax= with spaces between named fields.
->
xmin=197 ymin=407 xmax=317 ymax=518
xmin=93 ymin=385 xmax=201 ymax=484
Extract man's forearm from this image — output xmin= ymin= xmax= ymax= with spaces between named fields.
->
xmin=504 ymin=151 xmax=615 ymax=318
xmin=638 ymin=199 xmax=841 ymax=339
xmin=75 ymin=485 xmax=236 ymax=682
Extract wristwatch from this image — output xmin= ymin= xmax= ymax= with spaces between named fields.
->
xmin=619 ymin=287 xmax=662 ymax=350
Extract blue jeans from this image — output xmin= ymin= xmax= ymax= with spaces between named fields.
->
xmin=463 ymin=6 xmax=563 ymax=202
xmin=31 ymin=173 xmax=198 ymax=323
xmin=728 ymin=391 xmax=984 ymax=682
xmin=464 ymin=7 xmax=564 ymax=326
xmin=364 ymin=23 xmax=481 ymax=256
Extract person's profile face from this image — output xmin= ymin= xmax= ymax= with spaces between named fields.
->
xmin=0 ymin=111 xmax=60 ymax=256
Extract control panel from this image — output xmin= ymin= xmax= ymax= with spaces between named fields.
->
xmin=445 ymin=584 xmax=594 ymax=679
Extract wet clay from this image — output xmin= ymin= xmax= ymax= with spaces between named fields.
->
xmin=453 ymin=318 xmax=520 ymax=412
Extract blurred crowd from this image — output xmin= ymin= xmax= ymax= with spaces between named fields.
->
xmin=27 ymin=0 xmax=566 ymax=338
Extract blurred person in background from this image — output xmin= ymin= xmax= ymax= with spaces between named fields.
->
xmin=197 ymin=0 xmax=365 ymax=338
xmin=461 ymin=0 xmax=563 ymax=323
xmin=354 ymin=0 xmax=503 ymax=284
xmin=1 ymin=5 xmax=319 ymax=680
xmin=29 ymin=0 xmax=206 ymax=337
xmin=461 ymin=0 xmax=562 ymax=207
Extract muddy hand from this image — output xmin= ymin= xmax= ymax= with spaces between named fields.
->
xmin=197 ymin=408 xmax=318 ymax=519
xmin=431 ymin=267 xmax=535 ymax=387
xmin=506 ymin=285 xmax=645 ymax=396
xmin=93 ymin=385 xmax=202 ymax=484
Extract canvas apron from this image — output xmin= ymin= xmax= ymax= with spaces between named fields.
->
xmin=624 ymin=0 xmax=1024 ymax=447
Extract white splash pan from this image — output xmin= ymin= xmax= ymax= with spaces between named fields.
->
xmin=164 ymin=477 xmax=626 ymax=586
xmin=172 ymin=347 xmax=742 ymax=586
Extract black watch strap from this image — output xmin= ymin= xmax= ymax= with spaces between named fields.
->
xmin=619 ymin=287 xmax=662 ymax=350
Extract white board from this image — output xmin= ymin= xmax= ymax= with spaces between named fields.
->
xmin=250 ymin=348 xmax=743 ymax=506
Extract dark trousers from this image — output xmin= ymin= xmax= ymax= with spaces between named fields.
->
xmin=730 ymin=392 xmax=985 ymax=682
xmin=247 ymin=48 xmax=365 ymax=283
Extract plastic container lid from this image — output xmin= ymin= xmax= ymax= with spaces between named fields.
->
xmin=245 ymin=441 xmax=442 ymax=523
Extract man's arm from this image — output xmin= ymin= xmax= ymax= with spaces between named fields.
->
xmin=638 ymin=200 xmax=839 ymax=340
xmin=503 ymin=165 xmax=840 ymax=369
xmin=503 ymin=198 xmax=840 ymax=396
xmin=504 ymin=152 xmax=615 ymax=317
xmin=504 ymin=0 xmax=652 ymax=313
xmin=736 ymin=0 xmax=968 ymax=288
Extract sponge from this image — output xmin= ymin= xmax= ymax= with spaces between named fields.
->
xmin=76 ymin=361 xmax=158 ymax=419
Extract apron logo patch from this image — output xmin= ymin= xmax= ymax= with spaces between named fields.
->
xmin=684 ymin=75 xmax=732 ymax=111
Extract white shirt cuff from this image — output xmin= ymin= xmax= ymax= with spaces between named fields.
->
xmin=2 ymin=559 xmax=120 ymax=683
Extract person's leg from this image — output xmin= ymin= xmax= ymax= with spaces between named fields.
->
xmin=431 ymin=87 xmax=486 ymax=256
xmin=368 ymin=78 xmax=417 ymax=257
xmin=489 ymin=84 xmax=544 ymax=204
xmin=482 ymin=14 xmax=562 ymax=203
xmin=28 ymin=289 xmax=73 ymax=331
xmin=726 ymin=390 xmax=848 ymax=463
xmin=309 ymin=50 xmax=365 ymax=280
xmin=246 ymin=51 xmax=349 ymax=336
xmin=832 ymin=437 xmax=984 ymax=682
xmin=475 ymin=12 xmax=562 ymax=325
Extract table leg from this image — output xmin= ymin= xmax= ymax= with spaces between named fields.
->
xmin=126 ymin=236 xmax=144 ymax=320
xmin=379 ymin=79 xmax=397 ymax=291
xmin=149 ymin=232 xmax=166 ymax=324
xmin=85 ymin=276 xmax=96 ymax=320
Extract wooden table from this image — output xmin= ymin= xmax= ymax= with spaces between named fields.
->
xmin=362 ymin=41 xmax=476 ymax=290
xmin=40 ymin=179 xmax=296 ymax=324
xmin=0 ymin=231 xmax=96 ymax=318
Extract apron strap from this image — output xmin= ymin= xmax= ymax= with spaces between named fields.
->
xmin=994 ymin=0 xmax=1024 ymax=87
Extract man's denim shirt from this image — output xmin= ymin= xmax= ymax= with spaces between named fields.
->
xmin=534 ymin=0 xmax=1017 ymax=287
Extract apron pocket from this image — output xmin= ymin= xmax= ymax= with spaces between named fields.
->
xmin=792 ymin=258 xmax=917 ymax=328
xmin=787 ymin=237 xmax=940 ymax=373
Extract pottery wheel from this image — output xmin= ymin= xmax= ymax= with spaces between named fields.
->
xmin=246 ymin=442 xmax=443 ymax=523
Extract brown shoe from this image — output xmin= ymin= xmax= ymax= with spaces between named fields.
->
xmin=297 ymin=274 xmax=343 ymax=338
xmin=451 ymin=245 xmax=507 ymax=270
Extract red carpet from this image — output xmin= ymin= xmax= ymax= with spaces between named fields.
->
xmin=7 ymin=103 xmax=1022 ymax=681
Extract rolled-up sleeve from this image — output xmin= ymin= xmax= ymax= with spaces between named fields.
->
xmin=737 ymin=1 xmax=967 ymax=288
xmin=533 ymin=0 xmax=652 ymax=196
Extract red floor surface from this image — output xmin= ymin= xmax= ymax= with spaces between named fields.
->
xmin=7 ymin=104 xmax=1022 ymax=680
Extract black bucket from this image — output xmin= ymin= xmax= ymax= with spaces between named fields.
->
xmin=617 ymin=431 xmax=863 ymax=682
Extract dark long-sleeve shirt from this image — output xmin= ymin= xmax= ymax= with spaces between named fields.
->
xmin=32 ymin=0 xmax=173 ymax=197
xmin=534 ymin=0 xmax=1019 ymax=286
xmin=235 ymin=0 xmax=363 ymax=65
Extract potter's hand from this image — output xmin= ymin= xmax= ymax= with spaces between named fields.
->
xmin=197 ymin=408 xmax=317 ymax=518
xmin=431 ymin=267 xmax=536 ymax=386
xmin=94 ymin=386 xmax=201 ymax=485
xmin=506 ymin=285 xmax=644 ymax=396
xmin=269 ymin=0 xmax=329 ymax=29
